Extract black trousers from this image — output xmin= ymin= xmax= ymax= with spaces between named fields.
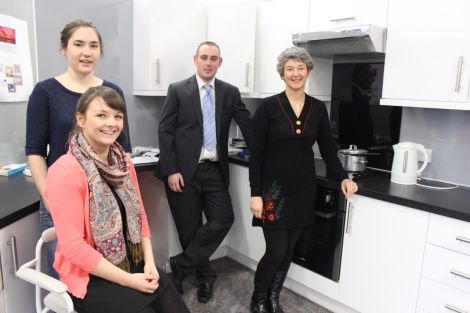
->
xmin=166 ymin=162 xmax=234 ymax=284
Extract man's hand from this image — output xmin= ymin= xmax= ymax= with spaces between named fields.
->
xmin=168 ymin=173 xmax=184 ymax=192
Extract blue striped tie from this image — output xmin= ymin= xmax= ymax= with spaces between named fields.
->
xmin=202 ymin=84 xmax=216 ymax=150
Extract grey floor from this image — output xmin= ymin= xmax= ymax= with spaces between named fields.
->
xmin=177 ymin=257 xmax=333 ymax=313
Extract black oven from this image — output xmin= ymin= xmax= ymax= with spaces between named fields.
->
xmin=292 ymin=182 xmax=346 ymax=282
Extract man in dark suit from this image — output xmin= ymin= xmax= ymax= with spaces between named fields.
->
xmin=156 ymin=41 xmax=252 ymax=303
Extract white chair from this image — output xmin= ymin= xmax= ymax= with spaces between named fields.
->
xmin=16 ymin=227 xmax=76 ymax=313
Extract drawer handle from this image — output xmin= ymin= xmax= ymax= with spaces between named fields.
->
xmin=450 ymin=269 xmax=470 ymax=281
xmin=7 ymin=236 xmax=18 ymax=279
xmin=445 ymin=304 xmax=469 ymax=313
xmin=456 ymin=235 xmax=470 ymax=244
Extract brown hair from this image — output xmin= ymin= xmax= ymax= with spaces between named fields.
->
xmin=60 ymin=19 xmax=104 ymax=55
xmin=195 ymin=41 xmax=221 ymax=56
xmin=70 ymin=86 xmax=126 ymax=138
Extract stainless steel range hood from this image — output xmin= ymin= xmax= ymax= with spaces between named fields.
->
xmin=292 ymin=24 xmax=386 ymax=56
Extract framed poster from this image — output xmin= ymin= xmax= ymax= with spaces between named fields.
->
xmin=0 ymin=14 xmax=34 ymax=102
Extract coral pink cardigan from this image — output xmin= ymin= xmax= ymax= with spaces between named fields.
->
xmin=45 ymin=152 xmax=151 ymax=298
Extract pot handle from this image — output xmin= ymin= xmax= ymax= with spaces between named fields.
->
xmin=416 ymin=144 xmax=428 ymax=174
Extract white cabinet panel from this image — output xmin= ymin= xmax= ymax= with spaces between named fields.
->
xmin=338 ymin=195 xmax=428 ymax=313
xmin=133 ymin=0 xmax=206 ymax=95
xmin=227 ymin=164 xmax=265 ymax=262
xmin=381 ymin=0 xmax=470 ymax=110
xmin=0 ymin=211 xmax=40 ymax=313
xmin=309 ymin=0 xmax=389 ymax=30
xmin=255 ymin=0 xmax=309 ymax=96
xmin=427 ymin=213 xmax=470 ymax=256
xmin=418 ymin=276 xmax=470 ymax=313
xmin=207 ymin=1 xmax=256 ymax=94
xmin=422 ymin=243 xmax=470 ymax=294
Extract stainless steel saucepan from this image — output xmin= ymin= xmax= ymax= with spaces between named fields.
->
xmin=337 ymin=145 xmax=377 ymax=172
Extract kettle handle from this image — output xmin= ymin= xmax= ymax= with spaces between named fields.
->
xmin=416 ymin=144 xmax=428 ymax=174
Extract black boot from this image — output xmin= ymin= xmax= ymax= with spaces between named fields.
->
xmin=267 ymin=271 xmax=287 ymax=313
xmin=251 ymin=291 xmax=269 ymax=313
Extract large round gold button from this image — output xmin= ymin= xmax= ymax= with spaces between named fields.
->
xmin=296 ymin=120 xmax=301 ymax=125
xmin=296 ymin=129 xmax=302 ymax=134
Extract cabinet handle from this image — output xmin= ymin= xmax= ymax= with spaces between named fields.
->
xmin=0 ymin=253 xmax=4 ymax=290
xmin=245 ymin=63 xmax=250 ymax=87
xmin=329 ymin=16 xmax=355 ymax=22
xmin=155 ymin=59 xmax=160 ymax=85
xmin=454 ymin=55 xmax=464 ymax=92
xmin=345 ymin=201 xmax=353 ymax=234
xmin=7 ymin=236 xmax=18 ymax=279
xmin=450 ymin=269 xmax=470 ymax=281
xmin=445 ymin=304 xmax=469 ymax=313
xmin=456 ymin=235 xmax=470 ymax=244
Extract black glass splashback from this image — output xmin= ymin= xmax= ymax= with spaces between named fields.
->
xmin=329 ymin=54 xmax=402 ymax=170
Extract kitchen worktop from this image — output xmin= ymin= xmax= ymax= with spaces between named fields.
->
xmin=0 ymin=162 xmax=155 ymax=228
xmin=229 ymin=155 xmax=470 ymax=223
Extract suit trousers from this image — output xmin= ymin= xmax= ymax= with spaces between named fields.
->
xmin=165 ymin=162 xmax=234 ymax=284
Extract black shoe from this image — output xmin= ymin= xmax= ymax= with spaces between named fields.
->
xmin=197 ymin=282 xmax=213 ymax=303
xmin=250 ymin=291 xmax=269 ymax=313
xmin=267 ymin=271 xmax=287 ymax=313
xmin=169 ymin=257 xmax=185 ymax=295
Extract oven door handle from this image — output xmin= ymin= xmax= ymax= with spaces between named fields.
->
xmin=315 ymin=211 xmax=337 ymax=219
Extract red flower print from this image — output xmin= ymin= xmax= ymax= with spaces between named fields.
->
xmin=268 ymin=214 xmax=275 ymax=222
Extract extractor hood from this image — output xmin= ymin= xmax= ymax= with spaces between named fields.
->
xmin=292 ymin=24 xmax=386 ymax=56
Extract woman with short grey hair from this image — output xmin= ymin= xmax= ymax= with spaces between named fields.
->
xmin=248 ymin=46 xmax=358 ymax=313
xmin=276 ymin=46 xmax=314 ymax=77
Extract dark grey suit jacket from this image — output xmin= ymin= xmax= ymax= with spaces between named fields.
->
xmin=156 ymin=75 xmax=252 ymax=186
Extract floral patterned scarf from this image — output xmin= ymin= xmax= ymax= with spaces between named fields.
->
xmin=70 ymin=133 xmax=142 ymax=271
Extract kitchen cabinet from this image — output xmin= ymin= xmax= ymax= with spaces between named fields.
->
xmin=133 ymin=0 xmax=206 ymax=96
xmin=417 ymin=214 xmax=470 ymax=313
xmin=227 ymin=164 xmax=265 ymax=264
xmin=338 ymin=195 xmax=428 ymax=313
xmin=255 ymin=0 xmax=310 ymax=96
xmin=0 ymin=211 xmax=40 ymax=313
xmin=308 ymin=0 xmax=389 ymax=30
xmin=207 ymin=1 xmax=256 ymax=94
xmin=381 ymin=0 xmax=470 ymax=110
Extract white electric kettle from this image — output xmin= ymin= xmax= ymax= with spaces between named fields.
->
xmin=391 ymin=142 xmax=429 ymax=185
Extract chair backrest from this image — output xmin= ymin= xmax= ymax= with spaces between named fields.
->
xmin=16 ymin=227 xmax=76 ymax=313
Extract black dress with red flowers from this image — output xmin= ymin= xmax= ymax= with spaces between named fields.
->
xmin=249 ymin=92 xmax=347 ymax=230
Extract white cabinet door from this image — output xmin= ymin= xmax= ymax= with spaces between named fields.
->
xmin=0 ymin=211 xmax=40 ymax=313
xmin=227 ymin=164 xmax=265 ymax=262
xmin=309 ymin=0 xmax=389 ymax=30
xmin=381 ymin=0 xmax=470 ymax=110
xmin=255 ymin=0 xmax=310 ymax=96
xmin=133 ymin=0 xmax=206 ymax=96
xmin=338 ymin=195 xmax=428 ymax=313
xmin=207 ymin=1 xmax=256 ymax=94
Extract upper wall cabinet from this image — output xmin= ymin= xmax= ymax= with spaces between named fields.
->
xmin=133 ymin=0 xmax=206 ymax=96
xmin=309 ymin=0 xmax=389 ymax=30
xmin=207 ymin=1 xmax=256 ymax=94
xmin=381 ymin=0 xmax=470 ymax=110
xmin=255 ymin=0 xmax=310 ymax=96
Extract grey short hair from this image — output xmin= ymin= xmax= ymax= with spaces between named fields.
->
xmin=276 ymin=46 xmax=314 ymax=76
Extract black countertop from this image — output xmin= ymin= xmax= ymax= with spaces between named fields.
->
xmin=3 ymin=157 xmax=469 ymax=227
xmin=228 ymin=155 xmax=470 ymax=223
xmin=0 ymin=173 xmax=40 ymax=228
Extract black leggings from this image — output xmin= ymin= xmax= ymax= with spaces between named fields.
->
xmin=254 ymin=227 xmax=303 ymax=291
xmin=71 ymin=270 xmax=190 ymax=313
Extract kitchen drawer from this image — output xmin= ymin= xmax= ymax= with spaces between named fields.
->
xmin=428 ymin=214 xmax=470 ymax=256
xmin=417 ymin=276 xmax=470 ymax=313
xmin=422 ymin=244 xmax=470 ymax=294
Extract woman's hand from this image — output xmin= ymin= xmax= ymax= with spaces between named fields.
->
xmin=126 ymin=272 xmax=159 ymax=294
xmin=250 ymin=196 xmax=263 ymax=219
xmin=144 ymin=260 xmax=160 ymax=286
xmin=341 ymin=179 xmax=358 ymax=198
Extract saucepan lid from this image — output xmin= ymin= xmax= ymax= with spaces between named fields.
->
xmin=338 ymin=145 xmax=368 ymax=155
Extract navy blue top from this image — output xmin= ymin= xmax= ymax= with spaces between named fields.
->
xmin=25 ymin=78 xmax=132 ymax=167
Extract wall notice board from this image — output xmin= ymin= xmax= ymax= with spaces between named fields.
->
xmin=0 ymin=14 xmax=33 ymax=102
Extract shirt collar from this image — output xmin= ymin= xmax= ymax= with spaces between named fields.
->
xmin=196 ymin=74 xmax=215 ymax=90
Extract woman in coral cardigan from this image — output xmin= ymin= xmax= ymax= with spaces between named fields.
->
xmin=45 ymin=86 xmax=189 ymax=313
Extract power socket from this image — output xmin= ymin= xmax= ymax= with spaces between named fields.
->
xmin=418 ymin=148 xmax=432 ymax=163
